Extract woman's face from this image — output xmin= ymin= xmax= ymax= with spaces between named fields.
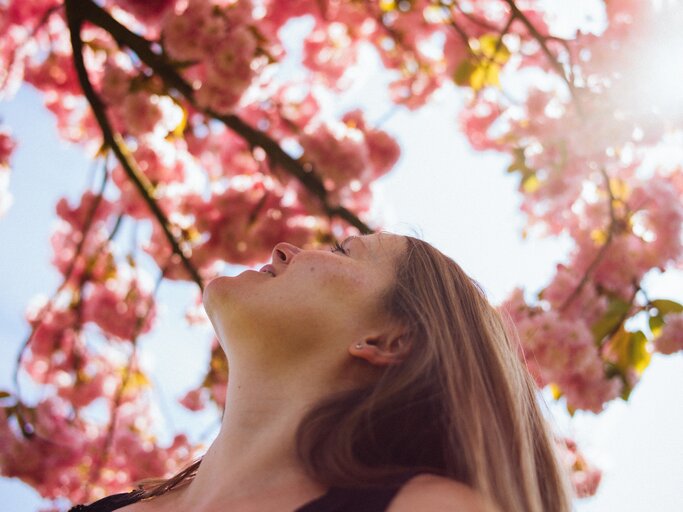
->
xmin=203 ymin=232 xmax=407 ymax=369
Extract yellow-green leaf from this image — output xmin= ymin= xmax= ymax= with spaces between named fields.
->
xmin=478 ymin=34 xmax=511 ymax=65
xmin=453 ymin=58 xmax=477 ymax=87
xmin=379 ymin=0 xmax=396 ymax=12
xmin=651 ymin=299 xmax=683 ymax=316
xmin=591 ymin=297 xmax=631 ymax=342
xmin=170 ymin=104 xmax=188 ymax=139
xmin=521 ymin=173 xmax=540 ymax=193
xmin=605 ymin=327 xmax=651 ymax=377
xmin=649 ymin=313 xmax=664 ymax=337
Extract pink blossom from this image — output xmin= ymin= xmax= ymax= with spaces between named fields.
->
xmin=50 ymin=225 xmax=116 ymax=286
xmin=238 ymin=82 xmax=322 ymax=142
xmin=0 ymin=396 xmax=93 ymax=501
xmin=303 ymin=22 xmax=358 ymax=89
xmin=540 ymin=264 xmax=609 ymax=326
xmin=300 ymin=120 xmax=369 ymax=189
xmin=161 ymin=0 xmax=260 ymax=114
xmin=628 ymin=177 xmax=683 ymax=271
xmin=499 ymin=289 xmax=620 ymax=412
xmin=113 ymin=0 xmax=175 ymax=23
xmin=0 ymin=166 xmax=12 ymax=218
xmin=179 ymin=388 xmax=207 ymax=411
xmin=558 ymin=437 xmax=602 ymax=498
xmin=82 ymin=278 xmax=156 ymax=341
xmin=99 ymin=58 xmax=133 ymax=105
xmin=459 ymin=97 xmax=504 ymax=151
xmin=188 ymin=177 xmax=317 ymax=267
xmin=26 ymin=305 xmax=79 ymax=361
xmin=24 ymin=50 xmax=82 ymax=97
xmin=0 ymin=127 xmax=16 ymax=168
xmin=206 ymin=26 xmax=257 ymax=80
xmin=161 ymin=0 xmax=212 ymax=61
xmin=653 ymin=312 xmax=683 ymax=355
xmin=341 ymin=109 xmax=400 ymax=177
xmin=56 ymin=191 xmax=114 ymax=231
xmin=119 ymin=92 xmax=164 ymax=136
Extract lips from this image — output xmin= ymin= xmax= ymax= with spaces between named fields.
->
xmin=259 ymin=264 xmax=276 ymax=277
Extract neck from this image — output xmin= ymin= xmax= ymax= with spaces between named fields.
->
xmin=174 ymin=364 xmax=339 ymax=509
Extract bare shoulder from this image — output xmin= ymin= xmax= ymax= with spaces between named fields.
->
xmin=386 ymin=473 xmax=501 ymax=512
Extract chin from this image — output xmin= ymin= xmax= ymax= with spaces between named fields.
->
xmin=202 ymin=273 xmax=267 ymax=340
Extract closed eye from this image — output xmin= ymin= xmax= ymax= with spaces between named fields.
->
xmin=331 ymin=241 xmax=348 ymax=255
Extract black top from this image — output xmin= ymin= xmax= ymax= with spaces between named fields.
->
xmin=67 ymin=469 xmax=423 ymax=512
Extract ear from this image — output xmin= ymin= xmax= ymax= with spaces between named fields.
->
xmin=349 ymin=330 xmax=411 ymax=367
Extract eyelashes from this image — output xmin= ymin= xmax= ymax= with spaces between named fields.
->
xmin=331 ymin=241 xmax=347 ymax=255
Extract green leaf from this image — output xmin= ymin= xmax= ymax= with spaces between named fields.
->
xmin=605 ymin=327 xmax=651 ymax=377
xmin=478 ymin=34 xmax=511 ymax=65
xmin=651 ymin=299 xmax=683 ymax=316
xmin=453 ymin=58 xmax=477 ymax=87
xmin=649 ymin=313 xmax=664 ymax=337
xmin=629 ymin=330 xmax=651 ymax=374
xmin=591 ymin=297 xmax=631 ymax=342
xmin=453 ymin=34 xmax=510 ymax=92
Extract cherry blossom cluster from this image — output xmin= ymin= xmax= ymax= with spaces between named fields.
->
xmin=0 ymin=393 xmax=194 ymax=504
xmin=557 ymin=437 xmax=602 ymax=499
xmin=463 ymin=0 xmax=683 ymax=412
xmin=161 ymin=0 xmax=268 ymax=114
xmin=179 ymin=337 xmax=228 ymax=412
xmin=0 ymin=186 xmax=187 ymax=503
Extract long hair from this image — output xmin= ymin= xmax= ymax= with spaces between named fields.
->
xmin=133 ymin=236 xmax=573 ymax=511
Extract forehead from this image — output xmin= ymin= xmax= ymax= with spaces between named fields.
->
xmin=349 ymin=232 xmax=406 ymax=261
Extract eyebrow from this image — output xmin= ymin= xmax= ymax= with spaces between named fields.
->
xmin=343 ymin=235 xmax=368 ymax=254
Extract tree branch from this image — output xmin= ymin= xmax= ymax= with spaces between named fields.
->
xmin=87 ymin=269 xmax=164 ymax=495
xmin=502 ymin=0 xmax=579 ymax=103
xmin=64 ymin=0 xmax=205 ymax=289
xmin=559 ymin=167 xmax=617 ymax=312
xmin=13 ymin=158 xmax=110 ymax=402
xmin=75 ymin=0 xmax=372 ymax=234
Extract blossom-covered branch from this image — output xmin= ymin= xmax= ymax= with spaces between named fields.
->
xmin=75 ymin=0 xmax=372 ymax=234
xmin=64 ymin=0 xmax=204 ymax=289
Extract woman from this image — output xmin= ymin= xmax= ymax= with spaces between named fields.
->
xmin=70 ymin=232 xmax=573 ymax=512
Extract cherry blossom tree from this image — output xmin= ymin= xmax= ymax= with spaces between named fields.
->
xmin=1 ymin=0 xmax=682 ymax=508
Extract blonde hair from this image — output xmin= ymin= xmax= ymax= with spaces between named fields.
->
xmin=135 ymin=236 xmax=573 ymax=511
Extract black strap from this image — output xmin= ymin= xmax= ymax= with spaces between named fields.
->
xmin=295 ymin=469 xmax=422 ymax=512
xmin=67 ymin=489 xmax=145 ymax=512
xmin=69 ymin=470 xmax=422 ymax=511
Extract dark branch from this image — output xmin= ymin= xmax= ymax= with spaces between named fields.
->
xmin=77 ymin=0 xmax=372 ymax=234
xmin=65 ymin=0 xmax=205 ymax=289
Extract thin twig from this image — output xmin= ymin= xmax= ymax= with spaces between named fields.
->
xmin=559 ymin=168 xmax=617 ymax=312
xmin=13 ymin=157 xmax=110 ymax=400
xmin=87 ymin=269 xmax=165 ymax=494
xmin=502 ymin=0 xmax=580 ymax=110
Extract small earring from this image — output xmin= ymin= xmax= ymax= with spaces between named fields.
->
xmin=355 ymin=343 xmax=363 ymax=349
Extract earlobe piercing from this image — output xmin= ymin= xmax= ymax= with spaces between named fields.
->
xmin=355 ymin=343 xmax=363 ymax=349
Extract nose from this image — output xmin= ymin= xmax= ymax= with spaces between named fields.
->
xmin=272 ymin=242 xmax=300 ymax=266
